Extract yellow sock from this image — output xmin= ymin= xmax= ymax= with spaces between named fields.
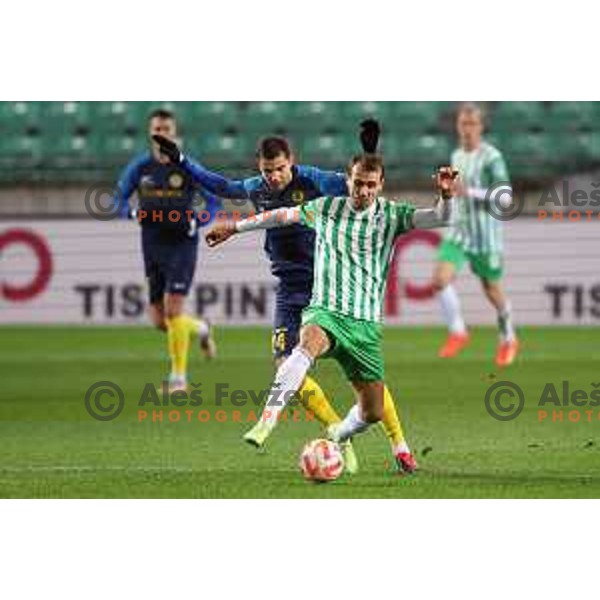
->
xmin=299 ymin=376 xmax=341 ymax=427
xmin=176 ymin=315 xmax=205 ymax=337
xmin=381 ymin=386 xmax=409 ymax=453
xmin=166 ymin=315 xmax=191 ymax=380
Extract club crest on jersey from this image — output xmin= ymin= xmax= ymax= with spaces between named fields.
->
xmin=140 ymin=175 xmax=155 ymax=189
xmin=169 ymin=172 xmax=185 ymax=190
xmin=291 ymin=190 xmax=305 ymax=204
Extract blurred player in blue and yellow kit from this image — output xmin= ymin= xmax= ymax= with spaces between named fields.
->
xmin=114 ymin=109 xmax=221 ymax=392
xmin=153 ymin=125 xmax=415 ymax=474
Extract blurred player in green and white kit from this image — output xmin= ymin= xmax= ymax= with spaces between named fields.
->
xmin=435 ymin=104 xmax=519 ymax=367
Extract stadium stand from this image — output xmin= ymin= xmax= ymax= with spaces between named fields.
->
xmin=0 ymin=102 xmax=599 ymax=187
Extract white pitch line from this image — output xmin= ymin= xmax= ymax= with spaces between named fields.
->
xmin=0 ymin=465 xmax=278 ymax=474
xmin=0 ymin=465 xmax=194 ymax=473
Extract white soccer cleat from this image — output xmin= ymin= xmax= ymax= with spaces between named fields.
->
xmin=167 ymin=378 xmax=188 ymax=394
xmin=155 ymin=379 xmax=188 ymax=395
xmin=198 ymin=319 xmax=217 ymax=360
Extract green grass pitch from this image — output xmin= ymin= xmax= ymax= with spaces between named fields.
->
xmin=0 ymin=325 xmax=599 ymax=498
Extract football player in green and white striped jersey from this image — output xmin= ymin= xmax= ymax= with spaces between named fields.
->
xmin=435 ymin=104 xmax=519 ymax=367
xmin=206 ymin=156 xmax=456 ymax=473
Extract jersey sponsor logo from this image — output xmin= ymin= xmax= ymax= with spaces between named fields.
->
xmin=168 ymin=172 xmax=185 ymax=190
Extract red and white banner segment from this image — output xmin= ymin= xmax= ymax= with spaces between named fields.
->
xmin=0 ymin=218 xmax=597 ymax=325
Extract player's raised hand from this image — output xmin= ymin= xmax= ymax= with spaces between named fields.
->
xmin=433 ymin=166 xmax=460 ymax=200
xmin=360 ymin=119 xmax=381 ymax=154
xmin=152 ymin=135 xmax=183 ymax=163
xmin=205 ymin=221 xmax=236 ymax=248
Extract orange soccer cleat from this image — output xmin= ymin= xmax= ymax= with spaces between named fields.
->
xmin=495 ymin=339 xmax=520 ymax=367
xmin=438 ymin=333 xmax=471 ymax=358
xmin=396 ymin=451 xmax=418 ymax=475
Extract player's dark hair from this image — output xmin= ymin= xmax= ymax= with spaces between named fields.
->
xmin=256 ymin=136 xmax=293 ymax=160
xmin=347 ymin=154 xmax=385 ymax=179
xmin=148 ymin=108 xmax=176 ymax=122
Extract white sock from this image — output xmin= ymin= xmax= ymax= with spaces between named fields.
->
xmin=394 ymin=442 xmax=411 ymax=456
xmin=439 ymin=285 xmax=466 ymax=334
xmin=261 ymin=347 xmax=313 ymax=429
xmin=497 ymin=302 xmax=516 ymax=342
xmin=196 ymin=319 xmax=210 ymax=339
xmin=335 ymin=404 xmax=371 ymax=443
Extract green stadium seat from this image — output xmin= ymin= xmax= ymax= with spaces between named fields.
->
xmin=333 ymin=102 xmax=396 ymax=136
xmin=2 ymin=102 xmax=595 ymax=186
xmin=545 ymin=134 xmax=585 ymax=163
xmin=295 ymin=133 xmax=352 ymax=167
xmin=491 ymin=102 xmax=546 ymax=132
xmin=498 ymin=133 xmax=551 ymax=179
xmin=178 ymin=102 xmax=240 ymax=136
xmin=387 ymin=102 xmax=447 ymax=133
xmin=87 ymin=101 xmax=131 ymax=135
xmin=338 ymin=101 xmax=393 ymax=121
xmin=386 ymin=134 xmax=450 ymax=163
xmin=0 ymin=134 xmax=43 ymax=180
xmin=387 ymin=134 xmax=451 ymax=180
xmin=40 ymin=134 xmax=91 ymax=169
xmin=543 ymin=132 xmax=600 ymax=171
xmin=331 ymin=102 xmax=446 ymax=136
xmin=546 ymin=102 xmax=596 ymax=132
xmin=189 ymin=133 xmax=252 ymax=166
xmin=578 ymin=132 xmax=600 ymax=162
xmin=88 ymin=102 xmax=179 ymax=136
xmin=0 ymin=133 xmax=42 ymax=159
xmin=284 ymin=102 xmax=338 ymax=134
xmin=0 ymin=102 xmax=43 ymax=133
xmin=39 ymin=102 xmax=93 ymax=135
xmin=86 ymin=133 xmax=147 ymax=166
xmin=237 ymin=102 xmax=287 ymax=136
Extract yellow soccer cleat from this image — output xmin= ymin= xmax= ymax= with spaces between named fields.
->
xmin=243 ymin=422 xmax=273 ymax=449
xmin=326 ymin=424 xmax=359 ymax=475
xmin=340 ymin=439 xmax=359 ymax=475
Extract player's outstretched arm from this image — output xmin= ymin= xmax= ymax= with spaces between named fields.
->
xmin=412 ymin=166 xmax=458 ymax=229
xmin=197 ymin=189 xmax=224 ymax=228
xmin=205 ymin=206 xmax=301 ymax=248
xmin=412 ymin=196 xmax=454 ymax=229
xmin=152 ymin=135 xmax=249 ymax=200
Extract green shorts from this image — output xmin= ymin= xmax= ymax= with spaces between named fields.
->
xmin=302 ymin=306 xmax=384 ymax=382
xmin=437 ymin=239 xmax=504 ymax=282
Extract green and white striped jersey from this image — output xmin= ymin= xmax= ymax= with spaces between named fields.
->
xmin=300 ymin=196 xmax=415 ymax=323
xmin=446 ymin=141 xmax=510 ymax=254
